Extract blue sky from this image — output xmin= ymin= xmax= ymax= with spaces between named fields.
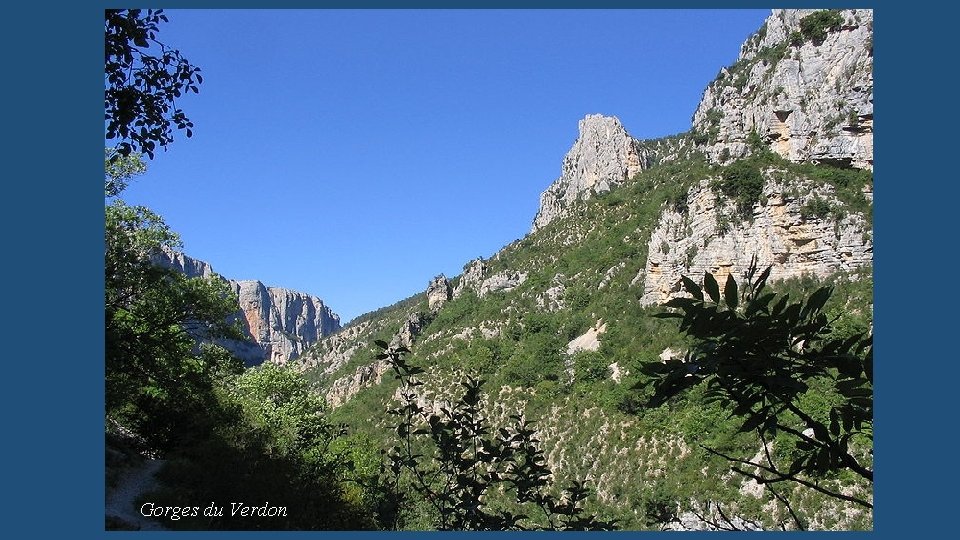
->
xmin=115 ymin=9 xmax=771 ymax=324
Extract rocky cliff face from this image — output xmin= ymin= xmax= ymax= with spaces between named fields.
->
xmin=453 ymin=259 xmax=486 ymax=299
xmin=532 ymin=114 xmax=650 ymax=232
xmin=152 ymin=248 xmax=340 ymax=365
xmin=426 ymin=275 xmax=452 ymax=313
xmin=639 ymin=172 xmax=872 ymax=306
xmin=692 ymin=9 xmax=873 ymax=169
xmin=232 ymin=280 xmax=340 ymax=365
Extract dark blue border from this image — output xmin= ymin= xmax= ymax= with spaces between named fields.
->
xmin=12 ymin=0 xmax=946 ymax=538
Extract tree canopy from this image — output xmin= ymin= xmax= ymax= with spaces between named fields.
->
xmin=105 ymin=9 xmax=202 ymax=160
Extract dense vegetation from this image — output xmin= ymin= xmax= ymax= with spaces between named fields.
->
xmin=303 ymin=145 xmax=874 ymax=530
xmin=794 ymin=10 xmax=845 ymax=46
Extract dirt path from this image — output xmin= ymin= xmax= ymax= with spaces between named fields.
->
xmin=105 ymin=458 xmax=168 ymax=530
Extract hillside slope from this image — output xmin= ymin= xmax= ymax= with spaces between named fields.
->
xmin=296 ymin=9 xmax=873 ymax=530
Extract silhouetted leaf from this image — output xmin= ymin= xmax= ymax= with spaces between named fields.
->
xmin=724 ymin=273 xmax=738 ymax=310
xmin=753 ymin=265 xmax=772 ymax=294
xmin=664 ymin=297 xmax=697 ymax=310
xmin=703 ymin=272 xmax=721 ymax=303
xmin=681 ymin=275 xmax=703 ymax=301
xmin=809 ymin=286 xmax=832 ymax=313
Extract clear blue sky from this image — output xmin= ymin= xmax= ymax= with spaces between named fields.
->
xmin=115 ymin=9 xmax=770 ymax=324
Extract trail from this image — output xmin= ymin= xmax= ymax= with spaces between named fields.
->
xmin=105 ymin=458 xmax=168 ymax=530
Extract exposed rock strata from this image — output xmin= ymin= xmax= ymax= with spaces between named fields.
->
xmin=639 ymin=173 xmax=872 ymax=306
xmin=231 ymin=280 xmax=340 ymax=365
xmin=692 ymin=9 xmax=873 ymax=169
xmin=152 ymin=247 xmax=340 ymax=365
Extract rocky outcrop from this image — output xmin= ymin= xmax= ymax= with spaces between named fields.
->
xmin=151 ymin=248 xmax=217 ymax=280
xmin=232 ymin=280 xmax=340 ymax=365
xmin=391 ymin=312 xmax=428 ymax=350
xmin=453 ymin=259 xmax=486 ymax=299
xmin=151 ymin=248 xmax=340 ymax=365
xmin=639 ymin=172 xmax=872 ymax=306
xmin=325 ymin=359 xmax=391 ymax=408
xmin=427 ymin=275 xmax=452 ymax=313
xmin=566 ymin=321 xmax=607 ymax=356
xmin=532 ymin=114 xmax=651 ymax=231
xmin=296 ymin=321 xmax=373 ymax=377
xmin=692 ymin=9 xmax=873 ymax=169
xmin=479 ymin=271 xmax=528 ymax=297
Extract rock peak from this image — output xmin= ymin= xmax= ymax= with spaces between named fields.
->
xmin=532 ymin=114 xmax=649 ymax=232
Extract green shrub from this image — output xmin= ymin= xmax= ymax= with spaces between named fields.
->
xmin=713 ymin=159 xmax=765 ymax=217
xmin=755 ymin=42 xmax=788 ymax=65
xmin=799 ymin=10 xmax=844 ymax=45
xmin=800 ymin=196 xmax=833 ymax=220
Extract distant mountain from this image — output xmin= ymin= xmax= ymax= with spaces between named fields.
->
xmin=153 ymin=248 xmax=341 ymax=366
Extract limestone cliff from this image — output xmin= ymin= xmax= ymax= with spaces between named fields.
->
xmin=692 ymin=9 xmax=873 ymax=169
xmin=532 ymin=114 xmax=650 ymax=231
xmin=232 ymin=280 xmax=340 ymax=365
xmin=152 ymin=248 xmax=340 ymax=365
xmin=426 ymin=275 xmax=452 ymax=313
xmin=639 ymin=171 xmax=872 ymax=306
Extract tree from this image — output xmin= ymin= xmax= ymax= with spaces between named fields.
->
xmin=104 ymin=147 xmax=146 ymax=197
xmin=105 ymin=9 xmax=202 ymax=160
xmin=640 ymin=261 xmax=872 ymax=528
xmin=378 ymin=342 xmax=617 ymax=531
xmin=142 ymin=363 xmax=379 ymax=530
xmin=105 ymin=198 xmax=246 ymax=450
xmin=104 ymin=153 xmax=244 ymax=450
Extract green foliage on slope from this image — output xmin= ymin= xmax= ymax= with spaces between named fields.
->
xmin=304 ymin=147 xmax=874 ymax=530
xmin=798 ymin=10 xmax=845 ymax=45
xmin=106 ymin=157 xmax=385 ymax=530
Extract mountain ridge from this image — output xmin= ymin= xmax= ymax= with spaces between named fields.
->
xmin=302 ymin=7 xmax=873 ymax=401
xmin=152 ymin=247 xmax=341 ymax=365
xmin=288 ymin=8 xmax=873 ymax=530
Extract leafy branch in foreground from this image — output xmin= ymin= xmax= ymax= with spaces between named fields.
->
xmin=105 ymin=9 xmax=203 ymax=160
xmin=377 ymin=341 xmax=617 ymax=531
xmin=640 ymin=260 xmax=873 ymax=526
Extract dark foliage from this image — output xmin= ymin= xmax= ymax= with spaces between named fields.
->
xmin=641 ymin=259 xmax=873 ymax=518
xmin=144 ymin=364 xmax=378 ymax=530
xmin=105 ymin=9 xmax=202 ymax=160
xmin=713 ymin=158 xmax=766 ymax=217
